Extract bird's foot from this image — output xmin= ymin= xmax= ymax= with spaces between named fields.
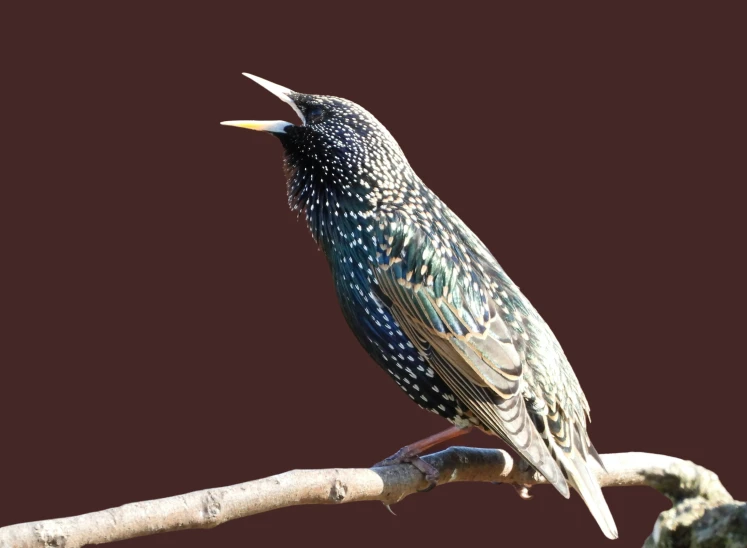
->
xmin=374 ymin=447 xmax=440 ymax=492
xmin=373 ymin=426 xmax=472 ymax=493
xmin=513 ymin=457 xmax=533 ymax=499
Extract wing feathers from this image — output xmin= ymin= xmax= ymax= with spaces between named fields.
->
xmin=427 ymin=341 xmax=570 ymax=497
xmin=373 ymin=213 xmax=617 ymax=534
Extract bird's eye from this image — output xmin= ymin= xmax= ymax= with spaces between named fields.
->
xmin=306 ymin=106 xmax=324 ymax=123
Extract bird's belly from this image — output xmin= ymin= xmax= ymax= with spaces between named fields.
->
xmin=334 ymin=272 xmax=465 ymax=422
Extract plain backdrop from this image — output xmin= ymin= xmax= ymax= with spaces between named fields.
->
xmin=2 ymin=3 xmax=746 ymax=547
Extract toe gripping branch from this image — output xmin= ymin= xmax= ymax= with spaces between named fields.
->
xmin=374 ymin=426 xmax=472 ymax=492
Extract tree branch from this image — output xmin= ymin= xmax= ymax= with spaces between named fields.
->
xmin=0 ymin=448 xmax=735 ymax=548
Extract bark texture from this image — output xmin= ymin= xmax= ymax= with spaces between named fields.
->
xmin=0 ymin=448 xmax=742 ymax=548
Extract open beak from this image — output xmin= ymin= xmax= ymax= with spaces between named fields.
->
xmin=221 ymin=73 xmax=305 ymax=134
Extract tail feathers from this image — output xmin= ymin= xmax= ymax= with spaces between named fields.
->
xmin=492 ymin=396 xmax=571 ymax=499
xmin=557 ymin=449 xmax=618 ymax=540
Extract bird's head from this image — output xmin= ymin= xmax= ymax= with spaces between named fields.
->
xmin=222 ymin=74 xmax=414 ymax=240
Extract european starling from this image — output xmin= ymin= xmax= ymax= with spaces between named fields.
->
xmin=222 ymin=74 xmax=618 ymax=539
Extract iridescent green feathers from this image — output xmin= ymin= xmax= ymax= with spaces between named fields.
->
xmin=372 ymin=209 xmax=617 ymax=538
xmin=373 ymin=211 xmax=566 ymax=491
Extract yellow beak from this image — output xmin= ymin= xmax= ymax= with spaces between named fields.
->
xmin=220 ymin=120 xmax=292 ymax=133
xmin=221 ymin=73 xmax=305 ymax=133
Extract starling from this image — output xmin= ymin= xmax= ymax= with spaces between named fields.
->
xmin=222 ymin=73 xmax=618 ymax=539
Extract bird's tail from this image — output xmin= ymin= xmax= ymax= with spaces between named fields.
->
xmin=555 ymin=447 xmax=618 ymax=540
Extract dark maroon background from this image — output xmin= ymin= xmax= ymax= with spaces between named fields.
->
xmin=3 ymin=3 xmax=746 ymax=546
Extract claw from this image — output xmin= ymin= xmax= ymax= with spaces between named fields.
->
xmin=514 ymin=484 xmax=533 ymax=500
xmin=375 ymin=450 xmax=440 ymax=492
xmin=383 ymin=504 xmax=397 ymax=516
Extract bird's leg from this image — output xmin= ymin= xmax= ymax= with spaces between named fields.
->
xmin=374 ymin=426 xmax=472 ymax=491
xmin=376 ymin=425 xmax=473 ymax=463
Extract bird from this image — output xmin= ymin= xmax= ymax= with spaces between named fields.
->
xmin=221 ymin=73 xmax=618 ymax=539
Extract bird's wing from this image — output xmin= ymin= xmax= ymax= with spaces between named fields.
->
xmin=371 ymin=211 xmax=569 ymax=496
